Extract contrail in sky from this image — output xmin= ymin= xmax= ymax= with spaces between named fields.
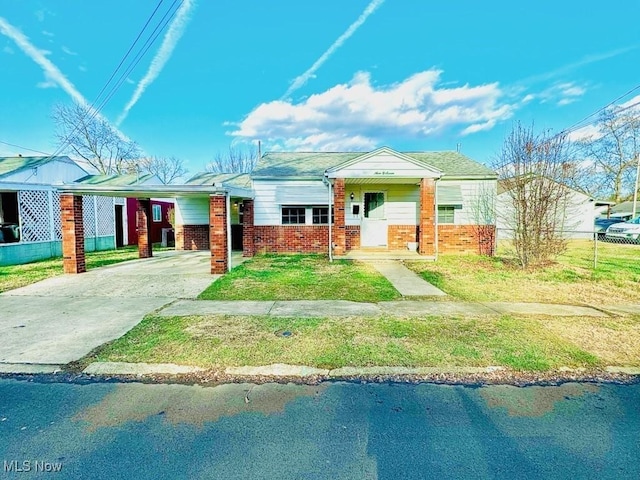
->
xmin=282 ymin=0 xmax=385 ymax=100
xmin=0 ymin=16 xmax=131 ymax=141
xmin=117 ymin=0 xmax=195 ymax=126
xmin=0 ymin=16 xmax=88 ymax=107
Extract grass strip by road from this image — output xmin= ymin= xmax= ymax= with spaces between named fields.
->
xmin=82 ymin=313 xmax=635 ymax=372
xmin=199 ymin=254 xmax=400 ymax=302
xmin=0 ymin=245 xmax=171 ymax=293
xmin=406 ymin=240 xmax=640 ymax=304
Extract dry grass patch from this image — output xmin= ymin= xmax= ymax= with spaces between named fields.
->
xmin=536 ymin=315 xmax=640 ymax=366
xmin=406 ymin=241 xmax=640 ymax=304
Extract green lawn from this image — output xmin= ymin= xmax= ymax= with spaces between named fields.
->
xmin=405 ymin=240 xmax=640 ymax=304
xmin=0 ymin=245 xmax=172 ymax=293
xmin=199 ymin=254 xmax=401 ymax=302
xmin=85 ymin=313 xmax=617 ymax=371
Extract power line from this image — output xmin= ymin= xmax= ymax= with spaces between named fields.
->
xmin=0 ymin=140 xmax=53 ymax=156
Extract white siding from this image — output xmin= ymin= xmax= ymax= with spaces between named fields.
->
xmin=2 ymin=160 xmax=87 ymax=185
xmin=345 ymin=184 xmax=419 ymax=226
xmin=335 ymin=153 xmax=438 ymax=178
xmin=175 ymin=197 xmax=210 ymax=225
xmin=439 ymin=179 xmax=497 ymax=225
xmin=254 ymin=180 xmax=330 ymax=226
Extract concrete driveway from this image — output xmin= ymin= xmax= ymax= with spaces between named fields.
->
xmin=0 ymin=251 xmax=219 ymax=367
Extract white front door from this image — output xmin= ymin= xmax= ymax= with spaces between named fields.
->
xmin=361 ymin=191 xmax=387 ymax=247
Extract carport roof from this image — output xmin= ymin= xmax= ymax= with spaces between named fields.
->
xmin=55 ymin=183 xmax=254 ymax=199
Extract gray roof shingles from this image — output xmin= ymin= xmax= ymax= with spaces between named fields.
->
xmin=252 ymin=151 xmax=496 ymax=178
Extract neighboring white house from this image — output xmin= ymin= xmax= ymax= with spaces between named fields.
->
xmin=496 ymin=178 xmax=597 ymax=239
xmin=0 ymin=156 xmax=123 ymax=265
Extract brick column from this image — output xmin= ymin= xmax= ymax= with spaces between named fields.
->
xmin=242 ymin=199 xmax=255 ymax=257
xmin=136 ymin=199 xmax=153 ymax=258
xmin=332 ymin=178 xmax=346 ymax=255
xmin=61 ymin=193 xmax=86 ymax=274
xmin=210 ymin=195 xmax=228 ymax=274
xmin=418 ymin=178 xmax=436 ymax=256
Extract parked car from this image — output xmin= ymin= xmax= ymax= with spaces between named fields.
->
xmin=605 ymin=216 xmax=640 ymax=244
xmin=594 ymin=217 xmax=623 ymax=239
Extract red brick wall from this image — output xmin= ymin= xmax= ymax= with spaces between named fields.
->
xmin=332 ymin=178 xmax=346 ymax=255
xmin=126 ymin=198 xmax=173 ymax=245
xmin=438 ymin=225 xmax=496 ymax=255
xmin=388 ymin=224 xmax=418 ymax=250
xmin=254 ymin=226 xmax=329 ymax=253
xmin=175 ymin=225 xmax=209 ymax=250
xmin=242 ymin=199 xmax=255 ymax=257
xmin=61 ymin=194 xmax=86 ymax=274
xmin=346 ymin=225 xmax=360 ymax=251
xmin=136 ymin=199 xmax=152 ymax=258
xmin=210 ymin=196 xmax=227 ymax=274
xmin=419 ymin=178 xmax=436 ymax=255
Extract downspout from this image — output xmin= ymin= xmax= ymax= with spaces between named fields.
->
xmin=434 ymin=177 xmax=439 ymax=261
xmin=226 ymin=192 xmax=232 ymax=272
xmin=323 ymin=175 xmax=333 ymax=262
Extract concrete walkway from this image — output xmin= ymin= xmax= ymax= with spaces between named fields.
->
xmin=0 ymin=251 xmax=217 ymax=365
xmin=367 ymin=260 xmax=446 ymax=296
xmin=157 ymin=299 xmax=612 ymax=318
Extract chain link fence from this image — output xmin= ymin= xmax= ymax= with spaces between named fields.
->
xmin=496 ymin=227 xmax=639 ymax=270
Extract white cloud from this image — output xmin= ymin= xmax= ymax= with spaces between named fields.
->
xmin=61 ymin=45 xmax=77 ymax=56
xmin=41 ymin=30 xmax=54 ymax=37
xmin=117 ymin=0 xmax=195 ymax=126
xmin=620 ymin=94 xmax=640 ymax=111
xmin=527 ymin=81 xmax=587 ymax=107
xmin=36 ymin=76 xmax=57 ymax=89
xmin=78 ymin=65 xmax=87 ymax=72
xmin=125 ymin=77 xmax=135 ymax=84
xmin=2 ymin=45 xmax=13 ymax=54
xmin=231 ymin=69 xmax=514 ymax=151
xmin=567 ymin=124 xmax=602 ymax=142
xmin=282 ymin=0 xmax=385 ymax=99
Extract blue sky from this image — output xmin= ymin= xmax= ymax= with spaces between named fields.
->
xmin=1 ymin=0 xmax=639 ymax=175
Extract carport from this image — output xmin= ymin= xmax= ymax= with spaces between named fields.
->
xmin=55 ymin=183 xmax=253 ymax=275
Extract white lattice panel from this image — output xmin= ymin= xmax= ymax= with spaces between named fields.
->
xmin=83 ymin=196 xmax=96 ymax=237
xmin=96 ymin=196 xmax=115 ymax=236
xmin=51 ymin=192 xmax=62 ymax=240
xmin=18 ymin=190 xmax=51 ymax=242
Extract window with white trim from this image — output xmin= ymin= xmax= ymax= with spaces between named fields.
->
xmin=152 ymin=204 xmax=162 ymax=222
xmin=312 ymin=206 xmax=334 ymax=224
xmin=437 ymin=206 xmax=455 ymax=224
xmin=282 ymin=207 xmax=306 ymax=224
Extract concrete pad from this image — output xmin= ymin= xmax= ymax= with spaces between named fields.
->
xmin=83 ymin=362 xmax=205 ymax=375
xmin=157 ymin=300 xmax=275 ymax=317
xmin=269 ymin=300 xmax=381 ymax=317
xmin=600 ymin=305 xmax=640 ymax=316
xmin=0 ymin=296 xmax=171 ymax=364
xmin=483 ymin=302 xmax=608 ymax=317
xmin=225 ymin=364 xmax=329 ymax=377
xmin=379 ymin=301 xmax=497 ymax=317
xmin=368 ymin=261 xmax=446 ymax=296
xmin=0 ymin=363 xmax=63 ymax=374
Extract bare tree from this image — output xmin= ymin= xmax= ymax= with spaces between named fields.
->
xmin=468 ymin=181 xmax=497 ymax=256
xmin=139 ymin=156 xmax=188 ymax=184
xmin=206 ymin=145 xmax=258 ymax=173
xmin=573 ymin=107 xmax=640 ymax=202
xmin=53 ymin=103 xmax=140 ymax=174
xmin=494 ymin=122 xmax=574 ymax=268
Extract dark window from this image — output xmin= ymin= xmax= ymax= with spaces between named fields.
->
xmin=282 ymin=207 xmax=306 ymax=225
xmin=0 ymin=192 xmax=20 ymax=243
xmin=437 ymin=206 xmax=455 ymax=224
xmin=312 ymin=207 xmax=334 ymax=224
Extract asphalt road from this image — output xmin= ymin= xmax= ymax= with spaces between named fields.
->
xmin=0 ymin=378 xmax=638 ymax=479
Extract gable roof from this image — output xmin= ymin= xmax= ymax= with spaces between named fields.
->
xmin=252 ymin=150 xmax=496 ymax=178
xmin=75 ymin=173 xmax=161 ymax=186
xmin=185 ymin=172 xmax=252 ymax=189
xmin=0 ymin=155 xmax=80 ymax=179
